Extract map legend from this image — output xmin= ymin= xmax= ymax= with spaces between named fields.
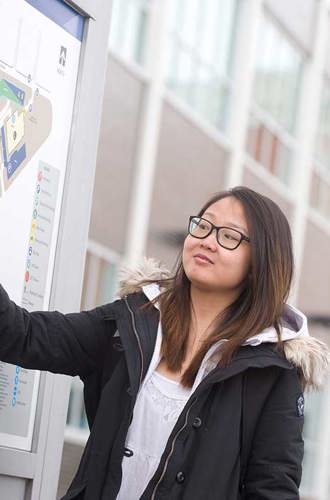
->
xmin=22 ymin=161 xmax=59 ymax=310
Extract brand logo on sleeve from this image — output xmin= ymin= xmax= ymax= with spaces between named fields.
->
xmin=296 ymin=394 xmax=304 ymax=417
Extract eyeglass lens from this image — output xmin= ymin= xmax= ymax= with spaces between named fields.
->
xmin=189 ymin=217 xmax=242 ymax=249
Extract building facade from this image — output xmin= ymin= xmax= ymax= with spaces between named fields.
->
xmin=57 ymin=1 xmax=330 ymax=498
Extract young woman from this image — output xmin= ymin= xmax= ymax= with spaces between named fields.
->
xmin=0 ymin=186 xmax=329 ymax=500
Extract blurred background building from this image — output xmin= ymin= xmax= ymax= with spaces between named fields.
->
xmin=57 ymin=1 xmax=330 ymax=498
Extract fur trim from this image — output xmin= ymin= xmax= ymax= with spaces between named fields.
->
xmin=283 ymin=337 xmax=330 ymax=391
xmin=116 ymin=257 xmax=330 ymax=391
xmin=117 ymin=256 xmax=171 ymax=298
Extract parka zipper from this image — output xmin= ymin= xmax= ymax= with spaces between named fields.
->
xmin=150 ymin=396 xmax=198 ymax=500
xmin=124 ymin=296 xmax=144 ymax=391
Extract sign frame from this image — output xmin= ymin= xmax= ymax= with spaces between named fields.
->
xmin=0 ymin=0 xmax=113 ymax=498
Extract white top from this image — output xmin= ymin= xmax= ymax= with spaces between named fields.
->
xmin=115 ymin=283 xmax=309 ymax=499
xmin=116 ymin=369 xmax=191 ymax=500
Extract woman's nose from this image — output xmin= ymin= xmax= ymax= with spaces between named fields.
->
xmin=200 ymin=229 xmax=218 ymax=250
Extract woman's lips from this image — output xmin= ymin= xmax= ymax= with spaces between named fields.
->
xmin=193 ymin=254 xmax=214 ymax=264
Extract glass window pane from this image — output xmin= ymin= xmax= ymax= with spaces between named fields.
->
xmin=246 ymin=117 xmax=293 ymax=185
xmin=166 ymin=0 xmax=240 ymax=132
xmin=253 ymin=16 xmax=303 ymax=134
xmin=192 ymin=64 xmax=229 ymax=129
xmin=134 ymin=8 xmax=148 ymax=64
xmin=197 ymin=1 xmax=219 ymax=67
xmin=99 ymin=261 xmax=118 ymax=305
xmin=180 ymin=0 xmax=199 ymax=48
xmin=216 ymin=0 xmax=239 ymax=76
xmin=248 ymin=15 xmax=302 ymax=186
xmin=300 ymin=385 xmax=329 ymax=495
xmin=109 ymin=0 xmax=149 ymax=66
xmin=168 ymin=46 xmax=194 ymax=104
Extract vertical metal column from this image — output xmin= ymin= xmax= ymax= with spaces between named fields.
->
xmin=124 ymin=0 xmax=171 ymax=267
xmin=288 ymin=0 xmax=329 ymax=305
xmin=225 ymin=0 xmax=263 ymax=188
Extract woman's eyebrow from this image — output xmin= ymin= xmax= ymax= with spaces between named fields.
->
xmin=226 ymin=222 xmax=248 ymax=233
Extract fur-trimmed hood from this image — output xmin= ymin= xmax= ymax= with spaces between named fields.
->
xmin=116 ymin=257 xmax=330 ymax=391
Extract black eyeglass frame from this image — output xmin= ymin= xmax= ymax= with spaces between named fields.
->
xmin=188 ymin=216 xmax=250 ymax=250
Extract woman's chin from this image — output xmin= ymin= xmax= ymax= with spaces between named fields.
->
xmin=188 ymin=276 xmax=217 ymax=292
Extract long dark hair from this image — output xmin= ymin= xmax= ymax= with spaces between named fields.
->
xmin=139 ymin=186 xmax=294 ymax=388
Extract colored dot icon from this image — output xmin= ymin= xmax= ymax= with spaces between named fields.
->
xmin=25 ymin=271 xmax=30 ymax=283
xmin=30 ymin=220 xmax=37 ymax=241
xmin=37 ymin=171 xmax=43 ymax=182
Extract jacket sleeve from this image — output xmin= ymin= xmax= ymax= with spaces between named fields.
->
xmin=244 ymin=367 xmax=304 ymax=500
xmin=0 ymin=284 xmax=118 ymax=378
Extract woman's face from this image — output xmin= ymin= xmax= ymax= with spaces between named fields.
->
xmin=182 ymin=196 xmax=252 ymax=294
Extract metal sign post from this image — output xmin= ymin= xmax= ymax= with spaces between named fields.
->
xmin=0 ymin=0 xmax=113 ymax=498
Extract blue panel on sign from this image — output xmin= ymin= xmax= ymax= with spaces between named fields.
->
xmin=25 ymin=0 xmax=85 ymax=41
xmin=7 ymin=144 xmax=27 ymax=178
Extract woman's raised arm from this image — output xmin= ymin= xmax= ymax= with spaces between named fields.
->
xmin=0 ymin=284 xmax=117 ymax=378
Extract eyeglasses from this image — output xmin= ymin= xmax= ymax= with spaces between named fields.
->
xmin=188 ymin=216 xmax=250 ymax=250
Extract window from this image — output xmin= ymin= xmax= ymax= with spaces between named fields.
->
xmin=109 ymin=0 xmax=151 ymax=66
xmin=310 ymin=79 xmax=330 ymax=219
xmin=166 ymin=0 xmax=240 ymax=132
xmin=300 ymin=378 xmax=330 ymax=498
xmin=80 ymin=247 xmax=120 ymax=309
xmin=66 ymin=377 xmax=88 ymax=430
xmin=66 ymin=242 xmax=121 ymax=432
xmin=246 ymin=15 xmax=303 ymax=185
xmin=246 ymin=115 xmax=293 ymax=185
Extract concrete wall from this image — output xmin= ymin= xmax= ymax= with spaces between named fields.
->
xmin=89 ymin=55 xmax=144 ymax=254
xmin=297 ymin=219 xmax=330 ymax=315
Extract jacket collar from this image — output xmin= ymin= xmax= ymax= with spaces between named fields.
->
xmin=113 ymin=291 xmax=293 ymax=404
xmin=115 ymin=257 xmax=330 ymax=392
xmin=113 ymin=291 xmax=159 ymax=399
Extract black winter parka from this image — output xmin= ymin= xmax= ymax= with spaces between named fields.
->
xmin=0 ymin=280 xmax=319 ymax=500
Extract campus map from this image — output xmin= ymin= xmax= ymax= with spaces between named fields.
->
xmin=0 ymin=0 xmax=83 ymax=450
xmin=0 ymin=70 xmax=52 ymax=193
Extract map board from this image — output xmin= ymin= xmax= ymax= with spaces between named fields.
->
xmin=0 ymin=0 xmax=85 ymax=451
